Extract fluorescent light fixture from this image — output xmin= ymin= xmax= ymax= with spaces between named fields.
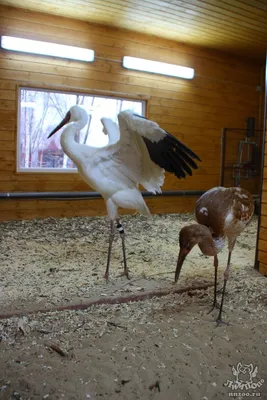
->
xmin=122 ymin=56 xmax=194 ymax=79
xmin=1 ymin=36 xmax=94 ymax=62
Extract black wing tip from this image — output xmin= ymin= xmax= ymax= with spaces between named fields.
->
xmin=132 ymin=118 xmax=201 ymax=163
xmin=194 ymin=154 xmax=202 ymax=162
xmin=143 ymin=132 xmax=201 ymax=180
xmin=133 ymin=117 xmax=202 ymax=162
xmin=164 ymin=130 xmax=202 ymax=162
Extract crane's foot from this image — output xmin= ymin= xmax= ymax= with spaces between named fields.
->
xmin=118 ymin=268 xmax=130 ymax=280
xmin=207 ymin=301 xmax=220 ymax=314
xmin=216 ymin=318 xmax=230 ymax=327
xmin=103 ymin=272 xmax=110 ymax=282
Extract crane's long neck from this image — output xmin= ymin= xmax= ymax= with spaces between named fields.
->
xmin=60 ymin=121 xmax=84 ymax=164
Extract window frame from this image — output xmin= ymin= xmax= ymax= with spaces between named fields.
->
xmin=16 ymin=86 xmax=147 ymax=173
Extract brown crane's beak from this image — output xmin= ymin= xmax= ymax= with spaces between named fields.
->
xmin=47 ymin=111 xmax=71 ymax=139
xmin=174 ymin=247 xmax=189 ymax=283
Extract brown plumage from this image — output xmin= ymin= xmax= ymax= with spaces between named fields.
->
xmin=175 ymin=186 xmax=254 ymax=325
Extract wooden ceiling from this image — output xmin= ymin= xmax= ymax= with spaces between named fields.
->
xmin=0 ymin=0 xmax=267 ymax=60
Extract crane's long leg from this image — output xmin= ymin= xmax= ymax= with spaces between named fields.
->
xmin=207 ymin=255 xmax=220 ymax=314
xmin=104 ymin=221 xmax=115 ymax=282
xmin=116 ymin=219 xmax=130 ymax=279
xmin=216 ymin=249 xmax=233 ymax=326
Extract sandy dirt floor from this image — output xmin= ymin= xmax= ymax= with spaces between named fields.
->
xmin=0 ymin=213 xmax=267 ymax=400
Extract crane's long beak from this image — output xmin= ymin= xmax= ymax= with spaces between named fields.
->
xmin=174 ymin=248 xmax=188 ymax=283
xmin=47 ymin=111 xmax=71 ymax=139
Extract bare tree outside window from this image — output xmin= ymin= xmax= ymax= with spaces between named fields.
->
xmin=17 ymin=87 xmax=145 ymax=172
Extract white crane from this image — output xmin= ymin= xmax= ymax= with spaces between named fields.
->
xmin=47 ymin=105 xmax=201 ymax=281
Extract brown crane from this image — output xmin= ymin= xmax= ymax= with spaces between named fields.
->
xmin=175 ymin=186 xmax=254 ymax=326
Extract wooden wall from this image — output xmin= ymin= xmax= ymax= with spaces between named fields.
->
xmin=0 ymin=5 xmax=263 ymax=221
xmin=258 ymin=107 xmax=267 ymax=275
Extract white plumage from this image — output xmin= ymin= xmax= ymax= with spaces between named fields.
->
xmin=48 ymin=105 xmax=200 ymax=280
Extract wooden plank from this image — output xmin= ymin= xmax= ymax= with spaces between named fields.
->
xmin=0 ymin=195 xmax=197 ymax=212
xmin=260 ymin=215 xmax=267 ymax=228
xmin=0 ymin=59 xmax=260 ymax=99
xmin=0 ymin=110 xmax=16 ymax=120
xmin=0 ymin=198 xmax=100 ymax=211
xmin=148 ymin=104 xmax=257 ymax=122
xmin=0 ymin=50 xmax=260 ymax=88
xmin=258 ymin=250 xmax=267 ymax=265
xmin=259 ymin=227 xmax=267 ymax=241
xmin=0 ymin=150 xmax=15 ymax=161
xmin=258 ymin=239 xmax=267 ymax=252
xmin=0 ymin=140 xmax=15 ymax=151
xmin=262 ymin=180 xmax=267 ymax=193
xmin=0 ymin=160 xmax=15 ymax=171
xmin=0 ymin=79 xmax=16 ymax=90
xmin=149 ymin=96 xmax=257 ymax=114
xmin=0 ymin=201 xmax=107 ymax=220
xmin=0 ymin=100 xmax=16 ymax=110
xmin=0 ymin=129 xmax=15 ymax=141
xmin=0 ymin=196 xmax=197 ymax=221
xmin=261 ymin=190 xmax=267 ymax=203
xmin=0 ymin=89 xmax=16 ymax=100
xmin=0 ymin=172 xmax=79 ymax=181
xmin=0 ymin=169 xmax=217 ymax=182
xmin=0 ymin=119 xmax=15 ymax=130
xmin=259 ymin=262 xmax=267 ymax=276
xmin=260 ymin=203 xmax=267 ymax=216
xmin=149 ymin=113 xmax=249 ymax=129
xmin=0 ymin=174 xmax=216 ymax=192
xmin=0 ymin=169 xmax=217 ymax=181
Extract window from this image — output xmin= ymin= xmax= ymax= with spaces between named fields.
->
xmin=17 ymin=87 xmax=146 ymax=172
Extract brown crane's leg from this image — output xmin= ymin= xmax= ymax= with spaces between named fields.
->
xmin=216 ymin=248 xmax=234 ymax=326
xmin=207 ymin=255 xmax=220 ymax=313
xmin=104 ymin=221 xmax=115 ymax=282
xmin=116 ymin=219 xmax=130 ymax=279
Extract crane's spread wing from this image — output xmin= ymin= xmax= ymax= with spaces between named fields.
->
xmin=101 ymin=117 xmax=120 ymax=145
xmin=100 ymin=113 xmax=164 ymax=193
xmin=131 ymin=113 xmax=201 ymax=179
xmin=98 ymin=110 xmax=201 ymax=193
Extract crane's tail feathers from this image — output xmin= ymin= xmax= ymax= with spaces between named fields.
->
xmin=139 ymin=202 xmax=151 ymax=216
xmin=110 ymin=189 xmax=151 ymax=217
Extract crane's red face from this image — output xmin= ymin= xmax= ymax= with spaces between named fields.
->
xmin=47 ymin=111 xmax=71 ymax=139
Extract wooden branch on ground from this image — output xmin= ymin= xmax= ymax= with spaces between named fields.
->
xmin=0 ymin=282 xmax=213 ymax=320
